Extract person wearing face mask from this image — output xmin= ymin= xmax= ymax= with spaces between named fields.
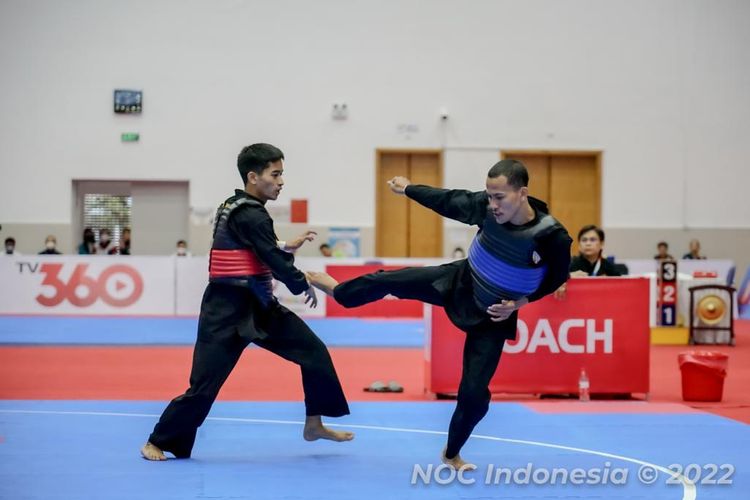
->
xmin=4 ymin=237 xmax=18 ymax=255
xmin=77 ymin=228 xmax=97 ymax=255
xmin=97 ymin=228 xmax=117 ymax=255
xmin=38 ymin=235 xmax=62 ymax=255
xmin=173 ymin=239 xmax=192 ymax=257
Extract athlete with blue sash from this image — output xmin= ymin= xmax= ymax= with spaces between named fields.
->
xmin=308 ymin=159 xmax=572 ymax=470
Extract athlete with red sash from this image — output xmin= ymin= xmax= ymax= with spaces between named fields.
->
xmin=141 ymin=143 xmax=353 ymax=460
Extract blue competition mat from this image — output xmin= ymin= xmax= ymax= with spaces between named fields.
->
xmin=0 ymin=401 xmax=747 ymax=500
xmin=0 ymin=316 xmax=424 ymax=347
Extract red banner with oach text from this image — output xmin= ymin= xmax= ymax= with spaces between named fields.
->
xmin=425 ymin=278 xmax=650 ymax=395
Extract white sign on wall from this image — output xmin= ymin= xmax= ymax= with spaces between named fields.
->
xmin=0 ymin=255 xmax=448 ymax=317
xmin=175 ymin=256 xmax=209 ymax=316
xmin=0 ymin=256 xmax=175 ymax=315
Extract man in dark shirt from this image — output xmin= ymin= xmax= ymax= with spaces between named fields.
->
xmin=4 ymin=237 xmax=17 ymax=255
xmin=116 ymin=228 xmax=131 ymax=255
xmin=38 ymin=235 xmax=62 ymax=255
xmin=308 ymin=159 xmax=572 ymax=470
xmin=682 ymin=239 xmax=706 ymax=260
xmin=556 ymin=225 xmax=621 ymax=298
xmin=77 ymin=228 xmax=96 ymax=255
xmin=569 ymin=225 xmax=621 ymax=277
xmin=141 ymin=143 xmax=353 ymax=461
xmin=654 ymin=241 xmax=674 ymax=261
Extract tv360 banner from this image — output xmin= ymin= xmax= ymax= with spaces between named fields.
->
xmin=0 ymin=256 xmax=175 ymax=315
xmin=425 ymin=278 xmax=651 ymax=395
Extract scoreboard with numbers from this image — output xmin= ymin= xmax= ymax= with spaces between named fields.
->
xmin=658 ymin=260 xmax=677 ymax=326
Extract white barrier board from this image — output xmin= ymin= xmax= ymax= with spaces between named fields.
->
xmin=0 ymin=256 xmax=175 ymax=315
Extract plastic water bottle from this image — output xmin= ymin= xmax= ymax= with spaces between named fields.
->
xmin=578 ymin=368 xmax=590 ymax=402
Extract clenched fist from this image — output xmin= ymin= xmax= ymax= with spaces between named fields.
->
xmin=387 ymin=176 xmax=411 ymax=195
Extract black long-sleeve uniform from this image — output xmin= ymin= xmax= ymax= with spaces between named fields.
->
xmin=148 ymin=191 xmax=349 ymax=458
xmin=569 ymin=255 xmax=622 ymax=276
xmin=331 ymin=185 xmax=571 ymax=459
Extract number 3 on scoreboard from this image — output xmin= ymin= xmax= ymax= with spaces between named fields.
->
xmin=662 ymin=262 xmax=676 ymax=281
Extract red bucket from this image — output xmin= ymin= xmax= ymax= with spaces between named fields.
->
xmin=678 ymin=351 xmax=728 ymax=402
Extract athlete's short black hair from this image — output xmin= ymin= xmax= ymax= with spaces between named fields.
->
xmin=487 ymin=159 xmax=528 ymax=189
xmin=237 ymin=143 xmax=284 ymax=185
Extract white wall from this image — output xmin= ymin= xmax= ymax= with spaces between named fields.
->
xmin=130 ymin=181 xmax=189 ymax=254
xmin=1 ymin=0 xmax=749 ymax=229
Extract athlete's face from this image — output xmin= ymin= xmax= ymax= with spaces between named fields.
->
xmin=249 ymin=160 xmax=284 ymax=201
xmin=486 ymin=175 xmax=527 ymax=224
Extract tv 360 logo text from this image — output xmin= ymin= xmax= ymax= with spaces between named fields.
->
xmin=18 ymin=262 xmax=144 ymax=307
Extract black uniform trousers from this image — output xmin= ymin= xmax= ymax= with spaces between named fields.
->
xmin=332 ymin=264 xmax=507 ymax=459
xmin=148 ymin=286 xmax=350 ymax=458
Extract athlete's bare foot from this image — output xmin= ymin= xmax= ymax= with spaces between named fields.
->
xmin=441 ymin=447 xmax=476 ymax=471
xmin=303 ymin=415 xmax=354 ymax=442
xmin=140 ymin=441 xmax=166 ymax=461
xmin=305 ymin=271 xmax=339 ymax=296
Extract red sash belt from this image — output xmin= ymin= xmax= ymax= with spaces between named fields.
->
xmin=209 ymin=249 xmax=271 ymax=277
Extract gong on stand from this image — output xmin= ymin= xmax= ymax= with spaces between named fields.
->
xmin=688 ymin=284 xmax=736 ymax=346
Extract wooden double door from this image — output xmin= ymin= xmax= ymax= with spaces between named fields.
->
xmin=375 ymin=150 xmax=443 ymax=257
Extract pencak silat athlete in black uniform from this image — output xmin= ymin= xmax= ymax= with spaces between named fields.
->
xmin=307 ymin=159 xmax=572 ymax=470
xmin=141 ymin=143 xmax=353 ymax=461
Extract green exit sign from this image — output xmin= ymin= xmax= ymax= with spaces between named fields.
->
xmin=121 ymin=133 xmax=140 ymax=142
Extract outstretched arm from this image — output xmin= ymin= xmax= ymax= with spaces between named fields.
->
xmin=388 ymin=176 xmax=487 ymax=226
xmin=281 ymin=230 xmax=317 ymax=252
